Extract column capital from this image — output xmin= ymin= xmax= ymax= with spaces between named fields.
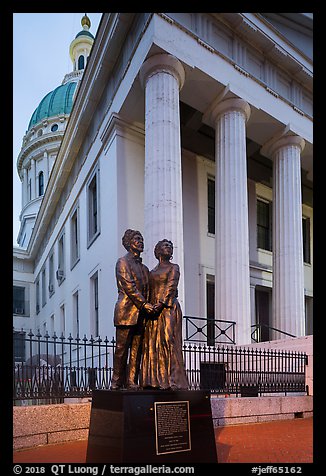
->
xmin=208 ymin=97 xmax=251 ymax=126
xmin=261 ymin=134 xmax=305 ymax=159
xmin=139 ymin=53 xmax=185 ymax=90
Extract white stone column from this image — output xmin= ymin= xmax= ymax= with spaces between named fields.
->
xmin=44 ymin=151 xmax=49 ymax=183
xmin=210 ymin=98 xmax=252 ymax=345
xmin=31 ymin=158 xmax=36 ymax=200
xmin=22 ymin=167 xmax=28 ymax=207
xmin=264 ymin=135 xmax=305 ymax=338
xmin=140 ymin=54 xmax=185 ymax=306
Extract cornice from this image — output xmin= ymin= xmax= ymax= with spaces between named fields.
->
xmin=13 ymin=246 xmax=31 ymax=260
xmin=158 ymin=12 xmax=312 ymax=124
xmin=255 ymin=13 xmax=312 ymax=64
xmin=17 ymin=131 xmax=64 ymax=171
xmin=214 ymin=13 xmax=312 ymax=75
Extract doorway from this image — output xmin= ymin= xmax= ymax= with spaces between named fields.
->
xmin=255 ymin=287 xmax=271 ymax=342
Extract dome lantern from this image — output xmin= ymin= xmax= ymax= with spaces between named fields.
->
xmin=69 ymin=13 xmax=95 ymax=72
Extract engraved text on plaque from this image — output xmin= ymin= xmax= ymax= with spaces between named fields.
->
xmin=154 ymin=401 xmax=191 ymax=455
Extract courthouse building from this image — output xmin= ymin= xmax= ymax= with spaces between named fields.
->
xmin=13 ymin=13 xmax=313 ymax=355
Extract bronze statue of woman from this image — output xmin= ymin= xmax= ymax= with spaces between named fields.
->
xmin=140 ymin=239 xmax=189 ymax=390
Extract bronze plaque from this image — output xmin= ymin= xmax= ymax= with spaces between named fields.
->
xmin=154 ymin=400 xmax=191 ymax=455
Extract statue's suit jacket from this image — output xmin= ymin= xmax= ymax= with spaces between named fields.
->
xmin=114 ymin=251 xmax=150 ymax=326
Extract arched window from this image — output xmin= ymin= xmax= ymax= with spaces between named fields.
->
xmin=78 ymin=55 xmax=85 ymax=70
xmin=38 ymin=171 xmax=44 ymax=196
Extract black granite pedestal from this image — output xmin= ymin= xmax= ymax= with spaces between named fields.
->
xmin=86 ymin=389 xmax=218 ymax=463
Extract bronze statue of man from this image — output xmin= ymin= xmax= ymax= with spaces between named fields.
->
xmin=111 ymin=229 xmax=155 ymax=390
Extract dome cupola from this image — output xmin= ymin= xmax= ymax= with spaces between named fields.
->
xmin=16 ymin=14 xmax=96 ymax=249
xmin=69 ymin=14 xmax=94 ymax=73
xmin=28 ymin=81 xmax=77 ymax=130
xmin=27 ymin=14 xmax=95 ymax=132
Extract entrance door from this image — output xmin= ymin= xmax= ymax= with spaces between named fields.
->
xmin=206 ymin=275 xmax=215 ymax=346
xmin=255 ymin=288 xmax=271 ymax=342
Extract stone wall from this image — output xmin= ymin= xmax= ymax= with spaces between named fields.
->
xmin=13 ymin=401 xmax=91 ymax=450
xmin=13 ymin=395 xmax=313 ymax=450
xmin=210 ymin=395 xmax=313 ymax=427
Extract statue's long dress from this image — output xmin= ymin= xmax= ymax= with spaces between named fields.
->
xmin=140 ymin=262 xmax=189 ymax=389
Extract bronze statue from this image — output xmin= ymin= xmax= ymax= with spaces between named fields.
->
xmin=111 ymin=229 xmax=155 ymax=390
xmin=140 ymin=239 xmax=189 ymax=390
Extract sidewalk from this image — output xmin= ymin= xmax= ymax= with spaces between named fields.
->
xmin=13 ymin=417 xmax=313 ymax=464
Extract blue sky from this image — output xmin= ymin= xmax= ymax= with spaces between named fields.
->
xmin=13 ymin=13 xmax=103 ymax=245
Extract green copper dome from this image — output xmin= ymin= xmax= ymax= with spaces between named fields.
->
xmin=28 ymin=81 xmax=78 ymax=130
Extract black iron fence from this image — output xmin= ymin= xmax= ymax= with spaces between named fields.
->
xmin=13 ymin=329 xmax=307 ymax=403
xmin=183 ymin=343 xmax=307 ymax=396
xmin=13 ymin=329 xmax=115 ymax=404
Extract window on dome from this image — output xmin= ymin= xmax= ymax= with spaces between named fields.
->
xmin=38 ymin=171 xmax=44 ymax=196
xmin=51 ymin=124 xmax=58 ymax=132
xmin=37 ymin=129 xmax=43 ymax=137
xmin=78 ymin=55 xmax=85 ymax=70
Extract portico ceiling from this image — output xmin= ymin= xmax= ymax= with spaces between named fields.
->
xmin=119 ymin=47 xmax=312 ymax=204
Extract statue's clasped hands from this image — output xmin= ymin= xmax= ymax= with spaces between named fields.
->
xmin=143 ymin=302 xmax=164 ymax=317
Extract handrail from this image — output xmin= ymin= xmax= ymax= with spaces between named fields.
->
xmin=251 ymin=323 xmax=296 ymax=343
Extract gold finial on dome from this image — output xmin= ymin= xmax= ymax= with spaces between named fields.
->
xmin=81 ymin=13 xmax=91 ymax=30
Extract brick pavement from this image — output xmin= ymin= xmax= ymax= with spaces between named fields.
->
xmin=215 ymin=417 xmax=313 ymax=463
xmin=13 ymin=417 xmax=313 ymax=464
